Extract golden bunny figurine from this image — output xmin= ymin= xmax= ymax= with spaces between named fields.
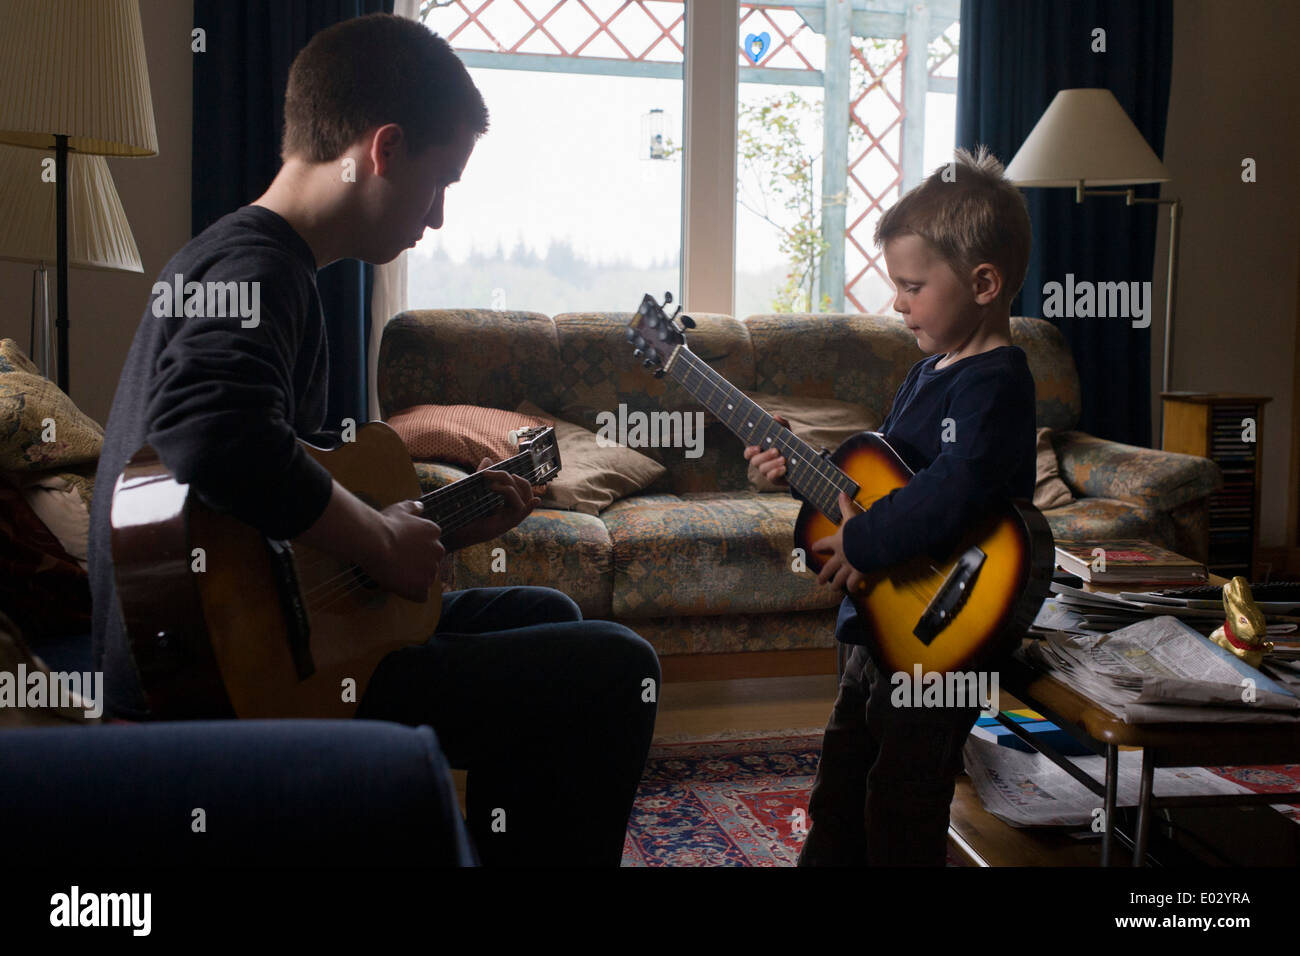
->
xmin=1208 ymin=576 xmax=1273 ymax=669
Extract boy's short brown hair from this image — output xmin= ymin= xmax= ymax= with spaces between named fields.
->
xmin=282 ymin=13 xmax=489 ymax=163
xmin=874 ymin=146 xmax=1031 ymax=308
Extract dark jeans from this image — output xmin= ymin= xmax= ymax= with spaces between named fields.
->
xmin=798 ymin=602 xmax=980 ymax=866
xmin=356 ymin=586 xmax=660 ymax=867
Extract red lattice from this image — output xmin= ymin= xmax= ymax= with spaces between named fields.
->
xmin=428 ymin=0 xmax=685 ymax=61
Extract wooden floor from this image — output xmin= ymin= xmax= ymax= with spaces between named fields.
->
xmin=452 ymin=672 xmax=1104 ymax=865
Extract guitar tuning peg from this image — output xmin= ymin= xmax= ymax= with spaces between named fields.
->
xmin=643 ymin=359 xmax=656 ymax=370
xmin=680 ymin=314 xmax=696 ymax=330
xmin=664 ymin=291 xmax=673 ymax=304
xmin=633 ymin=349 xmax=645 ymax=359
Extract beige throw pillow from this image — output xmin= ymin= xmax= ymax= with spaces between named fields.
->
xmin=742 ymin=392 xmax=877 ymax=492
xmin=1033 ymin=427 xmax=1074 ymax=510
xmin=516 ymin=401 xmax=666 ymax=515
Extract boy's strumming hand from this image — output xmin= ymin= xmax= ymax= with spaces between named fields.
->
xmin=812 ymin=491 xmax=869 ymax=594
xmin=363 ymin=499 xmax=445 ymax=602
xmin=744 ymin=414 xmax=792 ymax=488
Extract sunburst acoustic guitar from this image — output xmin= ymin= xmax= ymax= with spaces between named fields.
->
xmin=111 ymin=422 xmax=560 ymax=720
xmin=626 ymin=293 xmax=1054 ymax=675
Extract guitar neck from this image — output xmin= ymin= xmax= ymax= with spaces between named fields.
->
xmin=418 ymin=447 xmax=540 ymax=535
xmin=667 ymin=347 xmax=859 ymax=521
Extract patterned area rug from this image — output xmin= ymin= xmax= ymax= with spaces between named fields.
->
xmin=1204 ymin=763 xmax=1300 ymax=823
xmin=621 ymin=731 xmax=1300 ymax=866
xmin=621 ymin=730 xmax=823 ymax=867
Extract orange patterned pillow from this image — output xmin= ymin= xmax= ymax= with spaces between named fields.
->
xmin=387 ymin=404 xmax=548 ymax=469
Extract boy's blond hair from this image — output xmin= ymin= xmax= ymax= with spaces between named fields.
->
xmin=874 ymin=146 xmax=1031 ymax=309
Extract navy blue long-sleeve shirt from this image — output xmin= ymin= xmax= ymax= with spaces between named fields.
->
xmin=831 ymin=344 xmax=1037 ymax=643
xmin=89 ymin=206 xmax=334 ymax=719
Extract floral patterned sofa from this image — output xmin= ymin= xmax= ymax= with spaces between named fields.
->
xmin=377 ymin=310 xmax=1222 ymax=678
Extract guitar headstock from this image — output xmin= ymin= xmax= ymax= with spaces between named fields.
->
xmin=511 ymin=425 xmax=562 ymax=484
xmin=625 ymin=292 xmax=695 ymax=378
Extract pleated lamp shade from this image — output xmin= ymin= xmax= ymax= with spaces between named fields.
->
xmin=0 ymin=0 xmax=158 ymax=157
xmin=1006 ymin=89 xmax=1169 ymax=187
xmin=0 ymin=144 xmax=142 ymax=272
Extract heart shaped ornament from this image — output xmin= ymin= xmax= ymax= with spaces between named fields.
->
xmin=744 ymin=31 xmax=770 ymax=65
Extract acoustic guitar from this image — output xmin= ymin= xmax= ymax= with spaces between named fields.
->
xmin=626 ymin=293 xmax=1054 ymax=675
xmin=111 ymin=422 xmax=560 ymax=719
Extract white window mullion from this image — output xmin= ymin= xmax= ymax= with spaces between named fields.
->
xmin=683 ymin=0 xmax=738 ymax=317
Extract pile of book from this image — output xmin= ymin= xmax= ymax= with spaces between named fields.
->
xmin=1053 ymin=538 xmax=1207 ymax=585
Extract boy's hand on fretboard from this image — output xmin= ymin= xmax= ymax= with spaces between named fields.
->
xmin=743 ymin=414 xmax=791 ymax=488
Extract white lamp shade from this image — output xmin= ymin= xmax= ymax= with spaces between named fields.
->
xmin=0 ymin=0 xmax=158 ymax=157
xmin=1005 ymin=89 xmax=1169 ymax=187
xmin=0 ymin=144 xmax=142 ymax=272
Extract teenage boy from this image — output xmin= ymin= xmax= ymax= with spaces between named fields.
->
xmin=746 ymin=146 xmax=1037 ymax=865
xmin=89 ymin=13 xmax=659 ymax=867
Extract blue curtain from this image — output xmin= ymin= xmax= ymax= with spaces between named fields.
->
xmin=956 ymin=0 xmax=1173 ymax=447
xmin=192 ymin=0 xmax=394 ymax=430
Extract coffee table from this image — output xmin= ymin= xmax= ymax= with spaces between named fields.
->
xmin=998 ymin=575 xmax=1300 ymax=866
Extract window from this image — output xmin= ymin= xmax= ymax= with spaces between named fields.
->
xmin=736 ymin=1 xmax=959 ymax=315
xmin=411 ymin=0 xmax=685 ymax=315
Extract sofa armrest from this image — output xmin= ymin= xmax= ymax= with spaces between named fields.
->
xmin=0 ymin=719 xmax=476 ymax=866
xmin=1052 ymin=430 xmax=1222 ymax=512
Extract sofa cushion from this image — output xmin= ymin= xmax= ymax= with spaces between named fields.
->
xmin=516 ymin=401 xmax=665 ymax=514
xmin=1009 ymin=317 xmax=1081 ymax=432
xmin=0 ymin=339 xmax=102 ymax=508
xmin=603 ymin=491 xmax=842 ymax=618
xmin=554 ymin=311 xmax=754 ymax=423
xmin=451 ymin=508 xmax=615 ymax=618
xmin=377 ymin=310 xmax=561 ymax=418
xmin=746 ymin=314 xmax=915 ymax=416
xmin=1033 ymin=427 xmax=1074 ymax=511
xmin=742 ymin=391 xmax=878 ymax=492
xmin=1052 ymin=430 xmax=1222 ymax=511
xmin=1042 ymin=496 xmax=1162 ymax=545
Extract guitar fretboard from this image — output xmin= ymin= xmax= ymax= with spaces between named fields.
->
xmin=418 ymin=447 xmax=550 ymax=535
xmin=671 ymin=348 xmax=859 ymax=522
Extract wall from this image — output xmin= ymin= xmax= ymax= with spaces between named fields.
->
xmin=0 ymin=0 xmax=193 ymax=427
xmin=1152 ymin=0 xmax=1300 ymax=553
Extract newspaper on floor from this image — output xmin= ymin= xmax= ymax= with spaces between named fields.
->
xmin=1019 ymin=614 xmax=1300 ymax=724
xmin=961 ymin=736 xmax=1257 ymax=828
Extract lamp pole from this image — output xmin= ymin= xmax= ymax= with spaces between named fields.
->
xmin=1075 ymin=181 xmax=1181 ymax=441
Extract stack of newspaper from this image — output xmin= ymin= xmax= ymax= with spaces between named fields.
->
xmin=961 ymin=736 xmax=1260 ymax=828
xmin=1020 ymin=614 xmax=1300 ymax=724
xmin=1036 ymin=581 xmax=1300 ymax=643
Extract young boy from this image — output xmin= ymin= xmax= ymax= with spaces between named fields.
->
xmin=88 ymin=14 xmax=659 ymax=867
xmin=746 ymin=146 xmax=1037 ymax=865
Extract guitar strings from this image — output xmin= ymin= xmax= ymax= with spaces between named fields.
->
xmin=297 ymin=461 xmax=551 ymax=613
xmin=291 ymin=450 xmax=546 ymax=579
xmin=301 ymin=465 xmax=543 ymax=603
xmin=304 ymin=492 xmax=525 ymax=614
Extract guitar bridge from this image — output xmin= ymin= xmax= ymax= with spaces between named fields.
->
xmin=913 ymin=546 xmax=985 ymax=645
xmin=266 ymin=538 xmax=315 ymax=681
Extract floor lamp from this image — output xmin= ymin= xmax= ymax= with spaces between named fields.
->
xmin=0 ymin=0 xmax=158 ymax=397
xmin=1005 ymin=88 xmax=1181 ymax=439
xmin=0 ymin=144 xmax=143 ymax=380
